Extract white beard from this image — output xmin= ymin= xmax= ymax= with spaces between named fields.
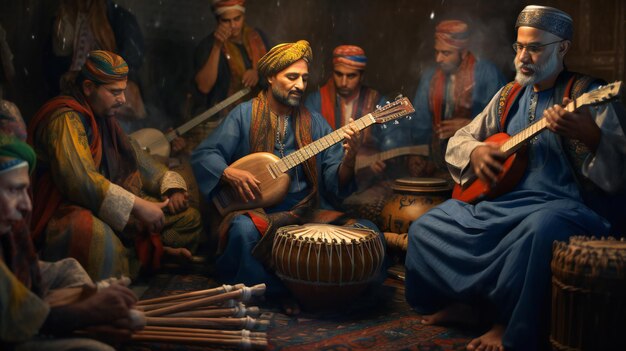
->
xmin=514 ymin=47 xmax=560 ymax=87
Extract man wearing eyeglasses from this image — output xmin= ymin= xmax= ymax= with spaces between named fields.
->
xmin=405 ymin=5 xmax=626 ymax=351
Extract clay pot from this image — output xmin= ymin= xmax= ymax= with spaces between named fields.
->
xmin=379 ymin=177 xmax=451 ymax=233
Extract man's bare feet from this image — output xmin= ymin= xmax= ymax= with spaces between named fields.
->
xmin=281 ymin=296 xmax=301 ymax=316
xmin=163 ymin=247 xmax=193 ymax=261
xmin=421 ymin=303 xmax=479 ymax=326
xmin=466 ymin=324 xmax=505 ymax=351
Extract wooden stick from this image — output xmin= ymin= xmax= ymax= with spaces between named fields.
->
xmin=130 ymin=334 xmax=268 ymax=350
xmin=137 ymin=283 xmax=245 ymax=305
xmin=144 ymin=284 xmax=265 ymax=317
xmin=139 ymin=298 xmax=238 ymax=312
xmin=138 ymin=298 xmax=199 ymax=312
xmin=136 ymin=330 xmax=266 ymax=340
xmin=146 ymin=316 xmax=269 ymax=330
xmin=163 ymin=304 xmax=260 ymax=318
xmin=142 ymin=325 xmax=266 ymax=338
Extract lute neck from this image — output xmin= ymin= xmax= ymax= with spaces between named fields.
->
xmin=269 ymin=115 xmax=376 ymax=176
xmin=500 ymin=96 xmax=577 ymax=156
xmin=165 ymin=87 xmax=251 ymax=141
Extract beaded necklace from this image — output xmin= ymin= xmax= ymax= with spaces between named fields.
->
xmin=528 ymin=91 xmax=539 ymax=144
xmin=275 ymin=114 xmax=289 ymax=157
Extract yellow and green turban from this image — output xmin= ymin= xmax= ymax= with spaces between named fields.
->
xmin=257 ymin=40 xmax=312 ymax=79
xmin=0 ymin=133 xmax=36 ymax=175
xmin=81 ymin=50 xmax=129 ymax=85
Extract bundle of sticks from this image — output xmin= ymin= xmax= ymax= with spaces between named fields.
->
xmin=132 ymin=283 xmax=269 ymax=350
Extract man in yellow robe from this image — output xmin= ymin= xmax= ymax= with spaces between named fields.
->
xmin=28 ymin=51 xmax=202 ymax=280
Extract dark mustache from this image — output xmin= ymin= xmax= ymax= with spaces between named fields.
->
xmin=289 ymin=89 xmax=303 ymax=96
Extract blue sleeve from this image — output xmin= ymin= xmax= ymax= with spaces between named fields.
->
xmin=471 ymin=60 xmax=507 ymax=117
xmin=410 ymin=67 xmax=436 ymax=146
xmin=191 ymin=103 xmax=251 ymax=200
xmin=304 ymin=90 xmax=322 ymax=115
xmin=310 ymin=112 xmax=356 ymax=204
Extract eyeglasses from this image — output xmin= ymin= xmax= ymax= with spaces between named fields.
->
xmin=512 ymin=40 xmax=563 ymax=54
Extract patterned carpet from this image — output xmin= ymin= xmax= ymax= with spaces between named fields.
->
xmin=126 ymin=265 xmax=479 ymax=351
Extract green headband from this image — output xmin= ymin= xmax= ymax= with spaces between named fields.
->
xmin=0 ymin=134 xmax=36 ymax=175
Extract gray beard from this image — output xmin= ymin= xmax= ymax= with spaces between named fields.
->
xmin=514 ymin=49 xmax=560 ymax=87
xmin=272 ymin=86 xmax=301 ymax=107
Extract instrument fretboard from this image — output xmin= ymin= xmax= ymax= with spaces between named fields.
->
xmin=267 ymin=115 xmax=375 ymax=177
xmin=500 ymin=95 xmax=579 ymax=155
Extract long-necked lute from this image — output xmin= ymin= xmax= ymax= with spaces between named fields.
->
xmin=212 ymin=97 xmax=415 ymax=215
xmin=355 ymin=144 xmax=429 ymax=172
xmin=130 ymin=88 xmax=251 ymax=158
xmin=452 ymin=81 xmax=622 ymax=204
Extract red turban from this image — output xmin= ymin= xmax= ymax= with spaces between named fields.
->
xmin=332 ymin=45 xmax=367 ymax=70
xmin=435 ymin=20 xmax=469 ymax=49
xmin=212 ymin=0 xmax=246 ymax=16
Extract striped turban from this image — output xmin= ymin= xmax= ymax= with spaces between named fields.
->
xmin=516 ymin=5 xmax=573 ymax=40
xmin=81 ymin=50 xmax=129 ymax=85
xmin=257 ymin=40 xmax=312 ymax=79
xmin=435 ymin=20 xmax=470 ymax=49
xmin=0 ymin=133 xmax=36 ymax=175
xmin=212 ymin=0 xmax=246 ymax=16
xmin=333 ymin=45 xmax=367 ymax=70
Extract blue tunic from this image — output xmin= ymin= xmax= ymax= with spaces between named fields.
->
xmin=407 ymin=59 xmax=506 ymax=147
xmin=191 ymin=100 xmax=381 ymax=294
xmin=405 ymin=86 xmax=612 ymax=350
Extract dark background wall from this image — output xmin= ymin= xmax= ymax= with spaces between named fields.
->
xmin=0 ymin=0 xmax=623 ymax=131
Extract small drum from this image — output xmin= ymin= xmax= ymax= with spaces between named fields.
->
xmin=551 ymin=236 xmax=626 ymax=351
xmin=272 ymin=223 xmax=385 ymax=309
xmin=379 ymin=177 xmax=451 ymax=233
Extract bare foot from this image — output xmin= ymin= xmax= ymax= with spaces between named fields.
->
xmin=163 ymin=247 xmax=193 ymax=261
xmin=281 ymin=297 xmax=301 ymax=316
xmin=421 ymin=303 xmax=479 ymax=326
xmin=466 ymin=324 xmax=505 ymax=351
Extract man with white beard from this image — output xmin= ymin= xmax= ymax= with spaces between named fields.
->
xmin=404 ymin=5 xmax=626 ymax=351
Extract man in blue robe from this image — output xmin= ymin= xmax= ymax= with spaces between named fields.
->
xmin=191 ymin=40 xmax=384 ymax=313
xmin=405 ymin=5 xmax=626 ymax=351
xmin=409 ymin=19 xmax=506 ymax=178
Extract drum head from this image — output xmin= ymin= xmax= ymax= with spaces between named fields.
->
xmin=277 ymin=223 xmax=377 ymax=242
xmin=392 ymin=177 xmax=451 ymax=193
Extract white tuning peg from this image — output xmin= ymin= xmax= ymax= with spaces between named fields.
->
xmin=394 ymin=120 xmax=399 ymax=124
xmin=381 ymin=124 xmax=387 ymax=129
xmin=376 ymin=104 xmax=381 ymax=109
